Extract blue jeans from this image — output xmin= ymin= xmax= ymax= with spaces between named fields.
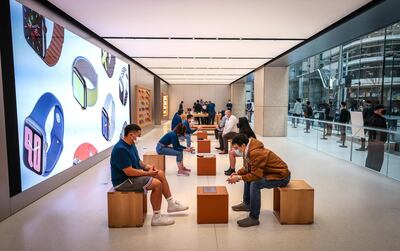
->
xmin=156 ymin=143 xmax=183 ymax=163
xmin=243 ymin=175 xmax=291 ymax=219
xmin=185 ymin=134 xmax=192 ymax=148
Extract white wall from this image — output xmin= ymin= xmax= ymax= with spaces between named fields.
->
xmin=168 ymin=85 xmax=230 ymax=119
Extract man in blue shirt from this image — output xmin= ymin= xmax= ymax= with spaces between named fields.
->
xmin=171 ymin=109 xmax=183 ymax=130
xmin=182 ymin=114 xmax=199 ymax=148
xmin=207 ymin=101 xmax=216 ymax=125
xmin=110 ymin=124 xmax=189 ymax=226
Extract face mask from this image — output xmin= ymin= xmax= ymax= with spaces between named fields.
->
xmin=134 ymin=136 xmax=141 ymax=144
xmin=234 ymin=149 xmax=242 ymax=156
xmin=381 ymin=110 xmax=386 ymax=115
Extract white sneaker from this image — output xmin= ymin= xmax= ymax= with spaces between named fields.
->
xmin=151 ymin=214 xmax=175 ymax=226
xmin=168 ymin=200 xmax=189 ymax=213
xmin=177 ymin=170 xmax=190 ymax=176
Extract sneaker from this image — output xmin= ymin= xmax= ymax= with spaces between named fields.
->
xmin=177 ymin=170 xmax=190 ymax=176
xmin=219 ymin=151 xmax=228 ymax=155
xmin=183 ymin=167 xmax=191 ymax=172
xmin=215 ymin=147 xmax=223 ymax=150
xmin=167 ymin=200 xmax=189 ymax=213
xmin=224 ymin=168 xmax=235 ymax=176
xmin=237 ymin=216 xmax=260 ymax=227
xmin=231 ymin=202 xmax=250 ymax=212
xmin=151 ymin=214 xmax=175 ymax=226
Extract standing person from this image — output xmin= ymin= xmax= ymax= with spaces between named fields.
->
xmin=194 ymin=100 xmax=203 ymax=124
xmin=227 ymin=134 xmax=291 ymax=227
xmin=325 ymin=101 xmax=335 ymax=136
xmin=226 ymin=99 xmax=233 ymax=111
xmin=207 ymin=101 xmax=216 ymax=125
xmin=182 ymin=114 xmax=198 ymax=148
xmin=156 ymin=123 xmax=193 ymax=176
xmin=338 ymin=101 xmax=351 ymax=143
xmin=216 ymin=109 xmax=239 ymax=154
xmin=178 ymin=101 xmax=184 ymax=111
xmin=224 ymin=117 xmax=256 ymax=176
xmin=110 ymin=124 xmax=189 ymax=226
xmin=292 ymin=98 xmax=302 ymax=128
xmin=202 ymin=101 xmax=208 ymax=124
xmin=304 ymin=101 xmax=313 ymax=133
xmin=356 ymin=100 xmax=374 ymax=151
xmin=199 ymin=99 xmax=204 ymax=106
xmin=246 ymin=100 xmax=254 ymax=122
xmin=171 ymin=109 xmax=183 ymax=131
xmin=365 ymin=105 xmax=387 ymax=172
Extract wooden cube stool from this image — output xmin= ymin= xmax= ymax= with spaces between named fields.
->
xmin=197 ymin=131 xmax=208 ymax=140
xmin=197 ymin=154 xmax=216 ymax=176
xmin=273 ymin=180 xmax=314 ymax=224
xmin=197 ymin=139 xmax=211 ymax=153
xmin=107 ymin=188 xmax=147 ymax=227
xmin=197 ymin=186 xmax=228 ymax=224
xmin=143 ymin=151 xmax=165 ymax=171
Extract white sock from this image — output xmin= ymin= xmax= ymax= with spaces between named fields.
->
xmin=153 ymin=210 xmax=161 ymax=217
xmin=167 ymin=197 xmax=174 ymax=206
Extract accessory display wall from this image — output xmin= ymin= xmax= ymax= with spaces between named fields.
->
xmin=136 ymin=86 xmax=152 ymax=127
xmin=162 ymin=94 xmax=168 ymax=118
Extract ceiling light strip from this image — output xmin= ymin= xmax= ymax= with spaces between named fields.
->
xmin=132 ymin=56 xmax=272 ymax=59
xmin=104 ymin=36 xmax=306 ymax=41
xmin=149 ymin=67 xmax=254 ymax=69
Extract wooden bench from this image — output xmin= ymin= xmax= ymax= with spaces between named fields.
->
xmin=273 ymin=180 xmax=314 ymax=224
xmin=143 ymin=151 xmax=165 ymax=171
xmin=107 ymin=188 xmax=147 ymax=227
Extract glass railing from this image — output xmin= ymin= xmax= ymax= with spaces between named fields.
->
xmin=287 ymin=115 xmax=400 ymax=181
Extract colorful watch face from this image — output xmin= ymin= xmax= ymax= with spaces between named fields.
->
xmin=102 ymin=108 xmax=110 ymax=140
xmin=23 ymin=120 xmax=44 ymax=175
xmin=73 ymin=143 xmax=98 ymax=165
xmin=72 ymin=67 xmax=87 ymax=108
xmin=119 ymin=68 xmax=128 ymax=106
xmin=101 ymin=50 xmax=110 ymax=70
xmin=23 ymin=7 xmax=46 ymax=58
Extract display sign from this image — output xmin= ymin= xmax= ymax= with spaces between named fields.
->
xmin=350 ymin=111 xmax=364 ymax=138
xmin=10 ymin=0 xmax=130 ymax=191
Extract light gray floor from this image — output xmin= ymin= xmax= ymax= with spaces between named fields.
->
xmin=1 ymin=123 xmax=400 ymax=251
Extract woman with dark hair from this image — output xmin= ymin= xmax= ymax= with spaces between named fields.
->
xmin=224 ymin=117 xmax=256 ymax=176
xmin=156 ymin=123 xmax=193 ymax=176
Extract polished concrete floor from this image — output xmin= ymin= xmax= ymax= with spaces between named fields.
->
xmin=1 ymin=123 xmax=400 ymax=251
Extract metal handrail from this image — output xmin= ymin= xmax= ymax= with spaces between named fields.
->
xmin=288 ymin=115 xmax=400 ymax=135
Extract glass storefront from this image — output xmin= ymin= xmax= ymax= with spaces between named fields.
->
xmin=288 ymin=21 xmax=400 ymax=119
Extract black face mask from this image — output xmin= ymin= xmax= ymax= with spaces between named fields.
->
xmin=381 ymin=110 xmax=386 ymax=115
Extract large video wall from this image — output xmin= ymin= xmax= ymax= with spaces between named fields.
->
xmin=9 ymin=0 xmax=130 ymax=192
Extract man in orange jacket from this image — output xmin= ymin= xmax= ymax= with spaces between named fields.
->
xmin=227 ymin=134 xmax=291 ymax=227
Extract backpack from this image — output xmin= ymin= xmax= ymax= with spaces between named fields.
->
xmin=328 ymin=106 xmax=336 ymax=118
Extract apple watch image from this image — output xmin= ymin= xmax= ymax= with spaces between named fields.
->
xmin=119 ymin=67 xmax=129 ymax=106
xmin=101 ymin=49 xmax=116 ymax=78
xmin=72 ymin=56 xmax=98 ymax=109
xmin=23 ymin=92 xmax=64 ymax=176
xmin=23 ymin=6 xmax=64 ymax=67
xmin=120 ymin=121 xmax=128 ymax=139
xmin=73 ymin=143 xmax=98 ymax=165
xmin=101 ymin=94 xmax=115 ymax=141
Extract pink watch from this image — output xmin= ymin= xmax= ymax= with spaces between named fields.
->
xmin=73 ymin=143 xmax=98 ymax=165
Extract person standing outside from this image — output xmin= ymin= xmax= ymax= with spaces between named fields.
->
xmin=292 ymin=98 xmax=302 ymax=128
xmin=338 ymin=101 xmax=351 ymax=143
xmin=356 ymin=100 xmax=374 ymax=151
xmin=304 ymin=101 xmax=313 ymax=133
xmin=365 ymin=105 xmax=387 ymax=172
xmin=325 ymin=101 xmax=335 ymax=136
xmin=246 ymin=100 xmax=254 ymax=122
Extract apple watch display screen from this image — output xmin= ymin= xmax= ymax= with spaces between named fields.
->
xmin=72 ymin=68 xmax=87 ymax=108
xmin=10 ymin=0 xmax=130 ymax=194
xmin=102 ymin=108 xmax=110 ymax=140
xmin=23 ymin=6 xmax=46 ymax=58
xmin=23 ymin=123 xmax=43 ymax=175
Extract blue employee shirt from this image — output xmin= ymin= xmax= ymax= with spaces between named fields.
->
xmin=171 ymin=112 xmax=182 ymax=130
xmin=158 ymin=131 xmax=186 ymax=151
xmin=207 ymin=103 xmax=216 ymax=115
xmin=183 ymin=120 xmax=196 ymax=135
xmin=110 ymin=139 xmax=142 ymax=187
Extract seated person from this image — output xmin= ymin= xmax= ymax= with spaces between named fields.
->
xmin=171 ymin=109 xmax=183 ymax=131
xmin=110 ymin=124 xmax=189 ymax=227
xmin=224 ymin=117 xmax=256 ymax=176
xmin=227 ymin=134 xmax=291 ymax=227
xmin=214 ymin=112 xmax=227 ymax=140
xmin=182 ymin=114 xmax=199 ymax=148
xmin=216 ymin=109 xmax=239 ymax=154
xmin=156 ymin=123 xmax=193 ymax=176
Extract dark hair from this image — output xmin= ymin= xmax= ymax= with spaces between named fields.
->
xmin=196 ymin=100 xmax=199 ymax=102
xmin=238 ymin=117 xmax=256 ymax=139
xmin=232 ymin=134 xmax=249 ymax=146
xmin=180 ymin=101 xmax=184 ymax=103
xmin=186 ymin=114 xmax=193 ymax=120
xmin=124 ymin=124 xmax=141 ymax=136
xmin=306 ymin=101 xmax=310 ymax=105
xmin=173 ymin=123 xmax=186 ymax=136
xmin=177 ymin=109 xmax=184 ymax=115
xmin=296 ymin=98 xmax=301 ymax=102
xmin=341 ymin=101 xmax=347 ymax=107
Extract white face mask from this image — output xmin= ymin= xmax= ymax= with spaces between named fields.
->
xmin=234 ymin=149 xmax=242 ymax=156
xmin=134 ymin=136 xmax=141 ymax=144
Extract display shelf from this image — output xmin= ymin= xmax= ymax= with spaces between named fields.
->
xmin=136 ymin=86 xmax=152 ymax=127
xmin=162 ymin=94 xmax=168 ymax=118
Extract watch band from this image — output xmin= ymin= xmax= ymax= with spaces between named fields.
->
xmin=72 ymin=56 xmax=98 ymax=107
xmin=102 ymin=50 xmax=116 ymax=78
xmin=119 ymin=67 xmax=128 ymax=106
xmin=120 ymin=121 xmax=128 ymax=139
xmin=29 ymin=92 xmax=64 ymax=176
xmin=43 ymin=23 xmax=64 ymax=67
xmin=73 ymin=143 xmax=98 ymax=165
xmin=103 ymin=94 xmax=115 ymax=140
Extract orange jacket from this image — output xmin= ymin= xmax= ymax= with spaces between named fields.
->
xmin=237 ymin=138 xmax=290 ymax=182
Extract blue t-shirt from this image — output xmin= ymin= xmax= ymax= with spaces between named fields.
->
xmin=158 ymin=131 xmax=186 ymax=151
xmin=183 ymin=120 xmax=196 ymax=135
xmin=110 ymin=139 xmax=142 ymax=186
xmin=171 ymin=113 xmax=182 ymax=130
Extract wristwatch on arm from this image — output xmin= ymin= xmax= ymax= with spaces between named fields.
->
xmin=23 ymin=92 xmax=64 ymax=176
xmin=23 ymin=6 xmax=64 ymax=67
xmin=72 ymin=56 xmax=98 ymax=109
xmin=101 ymin=94 xmax=115 ymax=141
